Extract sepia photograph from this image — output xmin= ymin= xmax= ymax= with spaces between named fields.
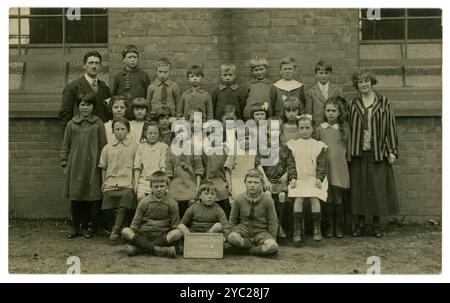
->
xmin=7 ymin=6 xmax=442 ymax=276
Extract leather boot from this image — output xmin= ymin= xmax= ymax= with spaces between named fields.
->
xmin=292 ymin=212 xmax=304 ymax=243
xmin=325 ymin=204 xmax=334 ymax=238
xmin=335 ymin=204 xmax=344 ymax=238
xmin=312 ymin=212 xmax=322 ymax=241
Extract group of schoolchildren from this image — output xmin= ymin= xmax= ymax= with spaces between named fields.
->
xmin=61 ymin=44 xmax=357 ymax=258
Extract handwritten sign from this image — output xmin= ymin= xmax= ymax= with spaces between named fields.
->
xmin=183 ymin=233 xmax=224 ymax=259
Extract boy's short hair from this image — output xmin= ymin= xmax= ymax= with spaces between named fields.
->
xmin=199 ymin=182 xmax=218 ymax=194
xmin=315 ymin=61 xmax=333 ymax=73
xmin=122 ymin=44 xmax=139 ymax=59
xmin=76 ymin=92 xmax=96 ymax=108
xmin=156 ymin=58 xmax=171 ymax=68
xmin=244 ymin=168 xmax=265 ymax=184
xmin=149 ymin=170 xmax=169 ymax=185
xmin=187 ymin=65 xmax=204 ymax=78
xmin=83 ymin=50 xmax=102 ymax=64
xmin=250 ymin=56 xmax=269 ymax=70
xmin=220 ymin=63 xmax=236 ymax=74
xmin=156 ymin=106 xmax=173 ymax=119
xmin=280 ymin=56 xmax=296 ymax=68
xmin=112 ymin=117 xmax=131 ymax=132
xmin=352 ymin=68 xmax=377 ymax=89
xmin=131 ymin=97 xmax=149 ymax=112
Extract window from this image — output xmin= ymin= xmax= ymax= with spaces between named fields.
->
xmin=359 ymin=9 xmax=442 ymax=88
xmin=9 ymin=8 xmax=108 ymax=54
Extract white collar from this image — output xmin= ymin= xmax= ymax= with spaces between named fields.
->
xmin=321 ymin=122 xmax=339 ymax=130
xmin=273 ymin=79 xmax=303 ymax=92
xmin=84 ymin=73 xmax=97 ymax=85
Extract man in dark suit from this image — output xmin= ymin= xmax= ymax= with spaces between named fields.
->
xmin=59 ymin=50 xmax=112 ymax=235
xmin=59 ymin=50 xmax=111 ymax=130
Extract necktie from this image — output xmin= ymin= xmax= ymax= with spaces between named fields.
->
xmin=161 ymin=82 xmax=167 ymax=102
xmin=321 ymin=86 xmax=328 ymax=100
xmin=92 ymin=79 xmax=98 ymax=93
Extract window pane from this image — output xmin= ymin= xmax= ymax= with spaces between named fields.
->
xmin=408 ymin=19 xmax=442 ymax=39
xmin=408 ymin=9 xmax=441 ymax=17
xmin=94 ymin=16 xmax=108 ymax=43
xmin=361 ymin=9 xmax=405 ymax=18
xmin=30 ymin=8 xmax=62 ymax=15
xmin=65 ymin=16 xmax=94 ymax=43
xmin=360 ymin=44 xmax=403 ymax=59
xmin=9 ymin=19 xmax=18 ymax=44
xmin=361 ymin=19 xmax=405 ymax=40
xmin=92 ymin=8 xmax=108 ymax=15
xmin=29 ymin=17 xmax=62 ymax=43
xmin=407 ymin=43 xmax=442 ymax=59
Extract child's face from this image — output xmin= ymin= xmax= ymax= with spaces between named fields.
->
xmin=188 ymin=73 xmax=202 ymax=87
xmin=238 ymin=133 xmax=251 ymax=150
xmin=297 ymin=119 xmax=313 ymax=139
xmin=113 ymin=121 xmax=129 ymax=141
xmin=123 ymin=52 xmax=138 ymax=70
xmin=157 ymin=65 xmax=170 ymax=82
xmin=325 ymin=103 xmax=339 ymax=124
xmin=220 ymin=70 xmax=236 ymax=86
xmin=83 ymin=56 xmax=101 ymax=78
xmin=200 ymin=190 xmax=217 ymax=207
xmin=316 ymin=68 xmax=331 ymax=85
xmin=285 ymin=107 xmax=299 ymax=122
xmin=222 ymin=113 xmax=236 ymax=127
xmin=252 ymin=65 xmax=268 ymax=80
xmin=78 ymin=101 xmax=94 ymax=117
xmin=151 ymin=181 xmax=168 ymax=199
xmin=357 ymin=77 xmax=373 ymax=94
xmin=280 ymin=63 xmax=296 ymax=81
xmin=158 ymin=115 xmax=171 ymax=127
xmin=112 ymin=100 xmax=126 ymax=119
xmin=245 ymin=176 xmax=263 ymax=196
xmin=253 ymin=111 xmax=267 ymax=123
xmin=146 ymin=125 xmax=160 ymax=145
xmin=133 ymin=107 xmax=147 ymax=121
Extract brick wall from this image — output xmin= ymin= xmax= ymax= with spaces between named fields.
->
xmin=9 ymin=119 xmax=69 ymax=218
xmin=392 ymin=117 xmax=442 ymax=222
xmin=108 ymin=8 xmax=358 ymax=93
xmin=9 ymin=117 xmax=442 ymax=221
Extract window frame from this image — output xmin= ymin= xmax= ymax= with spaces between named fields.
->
xmin=358 ymin=8 xmax=442 ymax=89
xmin=9 ymin=7 xmax=108 ymax=56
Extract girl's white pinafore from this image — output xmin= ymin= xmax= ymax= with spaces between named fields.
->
xmin=287 ymin=138 xmax=328 ymax=201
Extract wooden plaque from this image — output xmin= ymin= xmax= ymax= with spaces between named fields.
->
xmin=183 ymin=233 xmax=224 ymax=259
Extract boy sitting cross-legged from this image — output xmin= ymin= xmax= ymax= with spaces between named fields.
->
xmin=121 ymin=170 xmax=182 ymax=258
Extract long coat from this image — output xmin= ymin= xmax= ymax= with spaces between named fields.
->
xmin=60 ymin=115 xmax=107 ymax=201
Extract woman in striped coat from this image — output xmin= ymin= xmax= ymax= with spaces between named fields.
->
xmin=349 ymin=69 xmax=399 ymax=238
